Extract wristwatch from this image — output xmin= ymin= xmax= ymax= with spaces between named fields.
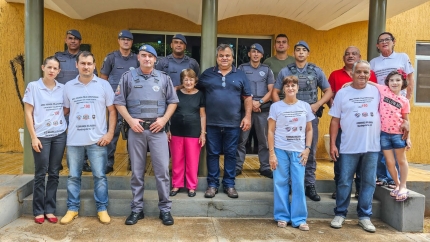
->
xmin=305 ymin=146 xmax=311 ymax=150
xmin=259 ymin=99 xmax=264 ymax=104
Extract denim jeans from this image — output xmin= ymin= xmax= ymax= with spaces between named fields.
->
xmin=333 ymin=129 xmax=360 ymax=192
xmin=206 ymin=125 xmax=240 ymax=188
xmin=334 ymin=152 xmax=378 ymax=219
xmin=32 ymin=131 xmax=66 ymax=216
xmin=376 ymin=151 xmax=399 ymax=183
xmin=66 ymin=144 xmax=109 ymax=212
xmin=273 ymin=148 xmax=307 ymax=227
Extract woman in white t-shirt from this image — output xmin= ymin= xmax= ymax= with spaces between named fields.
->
xmin=23 ymin=56 xmax=67 ymax=224
xmin=268 ymin=75 xmax=314 ymax=231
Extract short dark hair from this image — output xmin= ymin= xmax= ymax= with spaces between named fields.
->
xmin=377 ymin=32 xmax=396 ymax=53
xmin=282 ymin=75 xmax=298 ymax=86
xmin=180 ymin=69 xmax=198 ymax=85
xmin=43 ymin=56 xmax=60 ymax=66
xmin=76 ymin=51 xmax=95 ymax=63
xmin=275 ymin=34 xmax=289 ymax=43
xmin=384 ymin=70 xmax=408 ymax=90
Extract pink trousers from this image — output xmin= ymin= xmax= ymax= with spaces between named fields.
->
xmin=170 ymin=136 xmax=202 ymax=190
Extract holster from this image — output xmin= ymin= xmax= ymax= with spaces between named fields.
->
xmin=315 ymin=105 xmax=324 ymax=118
xmin=120 ymin=119 xmax=129 ymax=140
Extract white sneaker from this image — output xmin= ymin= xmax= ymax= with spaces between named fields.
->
xmin=358 ymin=219 xmax=376 ymax=233
xmin=330 ymin=216 xmax=345 ymax=228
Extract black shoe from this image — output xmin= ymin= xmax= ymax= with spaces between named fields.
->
xmin=260 ymin=169 xmax=273 ymax=179
xmin=355 ymin=190 xmax=359 ymax=199
xmin=105 ymin=166 xmax=114 ymax=174
xmin=125 ymin=211 xmax=144 ymax=225
xmin=188 ymin=190 xmax=196 ymax=197
xmin=82 ymin=162 xmax=92 ymax=172
xmin=332 ymin=191 xmax=336 ymax=199
xmin=59 ymin=164 xmax=64 ymax=171
xmin=235 ymin=169 xmax=242 ymax=177
xmin=170 ymin=189 xmax=179 ymax=196
xmin=305 ymin=185 xmax=321 ymax=201
xmin=159 ymin=211 xmax=174 ymax=225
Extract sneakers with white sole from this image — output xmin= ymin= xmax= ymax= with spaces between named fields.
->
xmin=358 ymin=219 xmax=376 ymax=233
xmin=330 ymin=216 xmax=345 ymax=229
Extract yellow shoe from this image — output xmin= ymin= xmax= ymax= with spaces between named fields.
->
xmin=60 ymin=211 xmax=78 ymax=225
xmin=98 ymin=210 xmax=111 ymax=224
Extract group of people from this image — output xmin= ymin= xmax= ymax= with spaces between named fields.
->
xmin=24 ymin=29 xmax=413 ymax=233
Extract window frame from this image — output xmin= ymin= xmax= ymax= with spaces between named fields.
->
xmin=414 ymin=54 xmax=430 ymax=106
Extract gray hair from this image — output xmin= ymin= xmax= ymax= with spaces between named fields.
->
xmin=352 ymin=60 xmax=370 ymax=73
xmin=216 ymin=44 xmax=235 ymax=57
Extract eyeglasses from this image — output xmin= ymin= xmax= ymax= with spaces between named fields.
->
xmin=378 ymin=38 xmax=393 ymax=43
xmin=221 ymin=76 xmax=226 ymax=87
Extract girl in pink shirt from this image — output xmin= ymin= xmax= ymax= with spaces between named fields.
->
xmin=375 ymin=70 xmax=411 ymax=201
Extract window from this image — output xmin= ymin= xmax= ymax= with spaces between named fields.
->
xmin=415 ymin=43 xmax=430 ymax=105
xmin=131 ymin=30 xmax=272 ymax=67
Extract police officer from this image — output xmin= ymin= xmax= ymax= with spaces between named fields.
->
xmin=100 ymin=30 xmax=139 ymax=174
xmin=55 ymin=29 xmax=97 ymax=172
xmin=272 ymin=41 xmax=333 ymax=202
xmin=235 ymin=44 xmax=275 ymax=178
xmin=114 ymin=45 xmax=178 ymax=226
xmin=155 ymin=34 xmax=200 ymax=89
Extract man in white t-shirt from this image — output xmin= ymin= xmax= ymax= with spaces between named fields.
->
xmin=60 ymin=51 xmax=117 ymax=226
xmin=328 ymin=61 xmax=380 ymax=233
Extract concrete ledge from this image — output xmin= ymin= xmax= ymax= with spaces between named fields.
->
xmin=0 ymin=175 xmax=33 ymax=229
xmin=373 ymin=186 xmax=425 ymax=232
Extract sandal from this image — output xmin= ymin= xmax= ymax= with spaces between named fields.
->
xmin=387 ymin=181 xmax=396 ymax=189
xmin=298 ymin=223 xmax=309 ymax=231
xmin=390 ymin=189 xmax=399 ymax=197
xmin=277 ymin=221 xmax=287 ymax=228
xmin=396 ymin=191 xmax=409 ymax=202
xmin=376 ymin=180 xmax=387 ymax=186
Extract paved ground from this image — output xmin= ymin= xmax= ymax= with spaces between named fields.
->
xmin=0 ymin=216 xmax=429 ymax=242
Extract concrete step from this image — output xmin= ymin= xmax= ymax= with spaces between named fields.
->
xmin=23 ymin=190 xmax=379 ymax=219
xmin=56 ymin=176 xmax=346 ymax=193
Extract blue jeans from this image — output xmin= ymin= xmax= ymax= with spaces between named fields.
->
xmin=66 ymin=144 xmax=109 ymax=212
xmin=380 ymin=131 xmax=407 ymax=150
xmin=273 ymin=148 xmax=307 ymax=227
xmin=32 ymin=131 xmax=66 ymax=216
xmin=334 ymin=152 xmax=378 ymax=219
xmin=206 ymin=125 xmax=240 ymax=188
xmin=333 ymin=129 xmax=360 ymax=192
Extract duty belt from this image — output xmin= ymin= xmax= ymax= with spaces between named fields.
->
xmin=139 ymin=119 xmax=165 ymax=132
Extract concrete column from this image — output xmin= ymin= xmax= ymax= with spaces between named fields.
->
xmin=23 ymin=0 xmax=44 ymax=174
xmin=198 ymin=0 xmax=218 ymax=176
xmin=367 ymin=0 xmax=387 ymax=60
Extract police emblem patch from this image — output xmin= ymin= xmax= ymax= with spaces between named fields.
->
xmin=119 ymin=32 xmax=122 ymax=36
xmin=251 ymin=45 xmax=256 ymax=49
xmin=259 ymin=71 xmax=265 ymax=77
xmin=152 ymin=85 xmax=160 ymax=92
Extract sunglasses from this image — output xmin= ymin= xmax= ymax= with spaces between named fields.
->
xmin=222 ymin=76 xmax=226 ymax=87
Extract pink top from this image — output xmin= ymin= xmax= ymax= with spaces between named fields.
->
xmin=376 ymin=84 xmax=410 ymax=134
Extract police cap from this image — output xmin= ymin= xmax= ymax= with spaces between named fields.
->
xmin=294 ymin=41 xmax=310 ymax=52
xmin=118 ymin=30 xmax=133 ymax=40
xmin=139 ymin=44 xmax=157 ymax=58
xmin=172 ymin=34 xmax=187 ymax=45
xmin=250 ymin=43 xmax=264 ymax=54
xmin=66 ymin=29 xmax=81 ymax=40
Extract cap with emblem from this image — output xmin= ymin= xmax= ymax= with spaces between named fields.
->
xmin=294 ymin=41 xmax=310 ymax=52
xmin=172 ymin=34 xmax=187 ymax=45
xmin=139 ymin=44 xmax=157 ymax=58
xmin=66 ymin=29 xmax=81 ymax=40
xmin=118 ymin=30 xmax=133 ymax=40
xmin=250 ymin=43 xmax=264 ymax=54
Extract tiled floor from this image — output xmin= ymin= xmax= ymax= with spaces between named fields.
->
xmin=1 ymin=152 xmax=430 ymax=181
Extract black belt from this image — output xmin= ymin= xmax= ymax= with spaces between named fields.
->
xmin=139 ymin=120 xmax=165 ymax=132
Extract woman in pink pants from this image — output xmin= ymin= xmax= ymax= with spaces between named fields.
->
xmin=168 ymin=69 xmax=206 ymax=197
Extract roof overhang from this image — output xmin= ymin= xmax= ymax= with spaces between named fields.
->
xmin=6 ymin=0 xmax=430 ymax=30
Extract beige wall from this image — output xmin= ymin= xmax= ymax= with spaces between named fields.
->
xmin=1 ymin=0 xmax=429 ymax=163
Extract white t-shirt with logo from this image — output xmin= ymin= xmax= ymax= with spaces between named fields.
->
xmin=329 ymin=84 xmax=381 ymax=153
xmin=370 ymin=51 xmax=414 ymax=97
xmin=268 ymin=100 xmax=315 ymax=152
xmin=64 ymin=76 xmax=114 ymax=146
xmin=22 ymin=78 xmax=67 ymax=138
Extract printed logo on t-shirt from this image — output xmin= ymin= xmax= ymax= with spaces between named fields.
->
xmin=383 ymin=97 xmax=402 ymax=109
xmin=355 ymin=113 xmax=360 ymax=117
xmin=77 ymin=115 xmax=81 ymax=120
xmin=83 ymin=114 xmax=89 ymax=120
xmin=46 ymin=121 xmax=51 ymax=127
xmin=92 ymin=115 xmax=96 ymax=119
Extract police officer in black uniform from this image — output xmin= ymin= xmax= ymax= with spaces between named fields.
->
xmin=155 ymin=34 xmax=200 ymax=89
xmin=100 ymin=30 xmax=139 ymax=174
xmin=55 ymin=29 xmax=97 ymax=172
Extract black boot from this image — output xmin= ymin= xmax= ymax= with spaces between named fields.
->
xmin=305 ymin=184 xmax=321 ymax=201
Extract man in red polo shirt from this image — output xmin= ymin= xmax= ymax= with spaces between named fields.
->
xmin=328 ymin=46 xmax=377 ymax=199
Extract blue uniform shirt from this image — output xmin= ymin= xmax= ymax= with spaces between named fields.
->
xmin=198 ymin=65 xmax=252 ymax=127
